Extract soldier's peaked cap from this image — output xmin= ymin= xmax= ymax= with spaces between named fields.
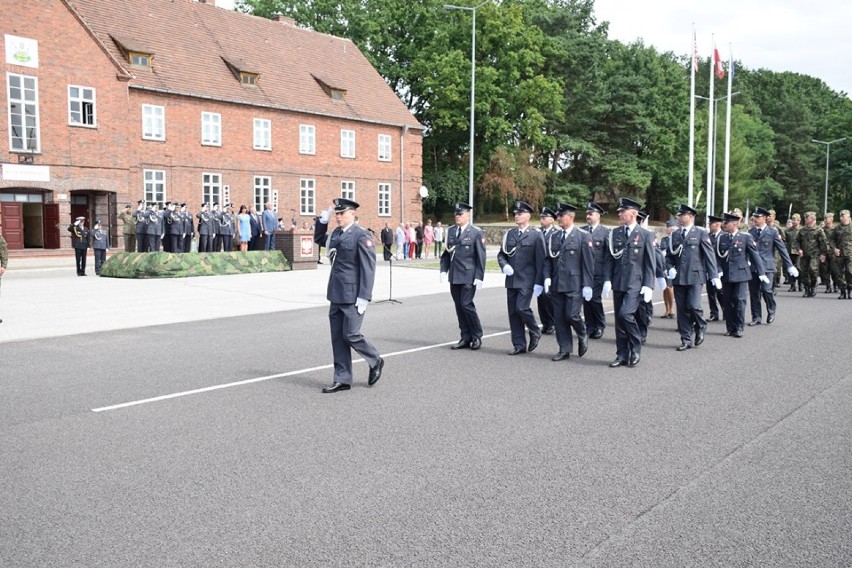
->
xmin=666 ymin=218 xmax=679 ymax=227
xmin=453 ymin=202 xmax=473 ymax=214
xmin=540 ymin=206 xmax=556 ymax=218
xmin=723 ymin=212 xmax=741 ymax=223
xmin=751 ymin=206 xmax=769 ymax=217
xmin=513 ymin=201 xmax=534 ymax=214
xmin=587 ymin=202 xmax=606 ymax=215
xmin=75 ymin=216 xmax=85 ymax=221
xmin=708 ymin=214 xmax=724 ymax=223
xmin=616 ymin=197 xmax=642 ymax=211
xmin=556 ymin=202 xmax=577 ymax=216
xmin=334 ymin=197 xmax=359 ymax=212
xmin=675 ymin=203 xmax=698 ymax=216
xmin=637 ymin=210 xmax=649 ymax=221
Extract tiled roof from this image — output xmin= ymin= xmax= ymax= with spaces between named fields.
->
xmin=65 ymin=0 xmax=422 ymax=129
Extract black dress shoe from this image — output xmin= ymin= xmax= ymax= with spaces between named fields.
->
xmin=470 ymin=338 xmax=481 ymax=350
xmin=695 ymin=327 xmax=706 ymax=346
xmin=542 ymin=326 xmax=556 ymax=335
xmin=590 ymin=330 xmax=604 ymax=339
xmin=748 ymin=320 xmax=761 ymax=326
xmin=724 ymin=331 xmax=733 ymax=336
xmin=451 ymin=340 xmax=471 ymax=350
xmin=508 ymin=347 xmax=526 ymax=356
xmin=552 ymin=352 xmax=570 ymax=361
xmin=767 ymin=314 xmax=775 ymax=324
xmin=609 ymin=358 xmax=627 ymax=368
xmin=628 ymin=353 xmax=640 ymax=367
xmin=732 ymin=330 xmax=743 ymax=338
xmin=368 ymin=357 xmax=384 ymax=386
xmin=676 ymin=342 xmax=692 ymax=351
xmin=528 ymin=333 xmax=541 ymax=353
xmin=578 ymin=336 xmax=588 ymax=357
xmin=707 ymin=315 xmax=719 ymax=322
xmin=322 ymin=382 xmax=351 ymax=393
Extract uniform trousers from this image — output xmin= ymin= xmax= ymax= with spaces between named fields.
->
xmin=537 ymin=291 xmax=555 ymax=331
xmin=674 ymin=284 xmax=706 ymax=345
xmin=124 ymin=234 xmax=136 ymax=253
xmin=168 ymin=234 xmax=182 ymax=253
xmin=506 ymin=288 xmax=539 ymax=349
xmin=583 ymin=274 xmax=606 ymax=335
xmin=93 ymin=249 xmax=106 ymax=275
xmin=749 ymin=273 xmax=776 ymax=322
xmin=612 ymin=290 xmax=642 ymax=362
xmin=184 ymin=235 xmax=192 ymax=253
xmin=220 ymin=235 xmax=234 ymax=252
xmin=722 ymin=281 xmax=748 ymax=334
xmin=636 ymin=299 xmax=652 ymax=341
xmin=836 ymin=255 xmax=851 ymax=288
xmin=74 ymin=248 xmax=87 ymax=275
xmin=199 ymin=234 xmax=211 ymax=252
xmin=450 ymin=283 xmax=482 ymax=342
xmin=146 ymin=234 xmax=160 ymax=252
xmin=553 ymin=292 xmax=585 ymax=354
xmin=328 ymin=302 xmax=381 ymax=384
xmin=800 ymin=253 xmax=820 ymax=288
xmin=705 ymin=280 xmax=723 ymax=318
xmin=136 ymin=232 xmax=147 ymax=252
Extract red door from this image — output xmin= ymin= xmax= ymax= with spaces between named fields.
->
xmin=1 ymin=203 xmax=24 ymax=250
xmin=43 ymin=203 xmax=60 ymax=249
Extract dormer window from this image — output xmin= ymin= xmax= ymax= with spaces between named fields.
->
xmin=330 ymin=89 xmax=345 ymax=101
xmin=129 ymin=52 xmax=152 ymax=68
xmin=240 ymin=72 xmax=258 ymax=87
xmin=222 ymin=57 xmax=260 ymax=88
xmin=312 ymin=74 xmax=347 ymax=102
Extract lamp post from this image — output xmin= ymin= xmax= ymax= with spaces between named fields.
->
xmin=811 ymin=138 xmax=846 ymax=215
xmin=444 ymin=0 xmax=491 ymax=222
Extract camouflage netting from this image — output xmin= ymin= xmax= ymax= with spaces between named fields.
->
xmin=100 ymin=251 xmax=291 ymax=278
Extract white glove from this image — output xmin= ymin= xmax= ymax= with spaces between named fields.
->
xmin=666 ymin=267 xmax=677 ymax=280
xmin=439 ymin=271 xmax=446 ymax=284
xmin=657 ymin=277 xmax=667 ymax=290
xmin=533 ymin=284 xmax=544 ymax=298
xmin=718 ymin=271 xmax=724 ymax=279
xmin=473 ymin=279 xmax=483 ymax=291
xmin=640 ymin=286 xmax=653 ymax=303
xmin=711 ymin=277 xmax=722 ymax=290
xmin=758 ymin=274 xmax=770 ymax=284
xmin=603 ymin=281 xmax=612 ymax=299
xmin=582 ymin=286 xmax=593 ymax=302
xmin=502 ymin=264 xmax=514 ymax=276
xmin=543 ymin=278 xmax=551 ymax=294
xmin=319 ymin=206 xmax=334 ymax=224
xmin=355 ymin=297 xmax=369 ymax=315
xmin=788 ymin=266 xmax=799 ymax=278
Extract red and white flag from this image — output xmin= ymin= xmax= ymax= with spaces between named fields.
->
xmin=713 ymin=47 xmax=725 ymax=79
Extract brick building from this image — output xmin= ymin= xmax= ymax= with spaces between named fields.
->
xmin=0 ymin=0 xmax=423 ymax=251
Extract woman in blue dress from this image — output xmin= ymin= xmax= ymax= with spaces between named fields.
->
xmin=237 ymin=205 xmax=252 ymax=251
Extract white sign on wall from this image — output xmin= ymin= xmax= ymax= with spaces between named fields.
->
xmin=4 ymin=34 xmax=39 ymax=68
xmin=2 ymin=163 xmax=50 ymax=182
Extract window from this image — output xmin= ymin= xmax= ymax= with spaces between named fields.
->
xmin=254 ymin=176 xmax=272 ymax=212
xmin=299 ymin=124 xmax=315 ymax=155
xmin=144 ymin=169 xmax=166 ymax=205
xmin=130 ymin=52 xmax=152 ymax=68
xmin=378 ymin=134 xmax=392 ymax=162
xmin=142 ymin=104 xmax=165 ymax=140
xmin=300 ymin=178 xmax=316 ymax=215
xmin=202 ymin=172 xmax=221 ymax=206
xmin=240 ymin=72 xmax=258 ymax=86
xmin=340 ymin=129 xmax=355 ymax=158
xmin=378 ymin=183 xmax=391 ymax=216
xmin=201 ymin=112 xmax=221 ymax=146
xmin=341 ymin=181 xmax=355 ymax=201
xmin=253 ymin=118 xmax=271 ymax=150
xmin=7 ymin=73 xmax=40 ymax=152
xmin=68 ymin=85 xmax=96 ymax=127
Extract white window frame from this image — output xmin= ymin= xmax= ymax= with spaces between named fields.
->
xmin=378 ymin=183 xmax=391 ymax=216
xmin=340 ymin=129 xmax=355 ymax=158
xmin=201 ymin=112 xmax=222 ymax=146
xmin=253 ymin=118 xmax=271 ymax=150
xmin=202 ymin=172 xmax=222 ymax=206
xmin=299 ymin=124 xmax=316 ymax=155
xmin=340 ymin=180 xmax=355 ymax=201
xmin=254 ymin=176 xmax=272 ymax=212
xmin=300 ymin=178 xmax=316 ymax=215
xmin=142 ymin=104 xmax=165 ymax=141
xmin=378 ymin=134 xmax=392 ymax=162
xmin=7 ymin=72 xmax=40 ymax=152
xmin=144 ymin=169 xmax=166 ymax=205
xmin=68 ymin=85 xmax=96 ymax=128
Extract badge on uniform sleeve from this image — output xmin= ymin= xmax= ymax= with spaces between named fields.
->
xmin=365 ymin=238 xmax=373 ymax=247
xmin=481 ymin=237 xmax=486 ymax=245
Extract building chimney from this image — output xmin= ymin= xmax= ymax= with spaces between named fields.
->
xmin=271 ymin=13 xmax=295 ymax=25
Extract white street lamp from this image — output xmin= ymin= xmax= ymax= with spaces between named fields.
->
xmin=811 ymin=138 xmax=846 ymax=215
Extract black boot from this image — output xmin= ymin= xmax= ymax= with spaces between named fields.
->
xmin=802 ymin=286 xmax=809 ymax=297
xmin=839 ymin=289 xmax=847 ymax=300
xmin=810 ymin=286 xmax=818 ymax=298
xmin=788 ymin=282 xmax=797 ymax=292
xmin=798 ymin=281 xmax=803 ymax=292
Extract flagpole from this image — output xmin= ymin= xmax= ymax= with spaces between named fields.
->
xmin=705 ymin=36 xmax=715 ymax=220
xmin=688 ymin=25 xmax=697 ymax=208
xmin=722 ymin=44 xmax=733 ymax=214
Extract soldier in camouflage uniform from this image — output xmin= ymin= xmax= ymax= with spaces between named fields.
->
xmin=821 ymin=212 xmax=840 ymax=293
xmin=794 ymin=211 xmax=829 ymax=297
xmin=784 ymin=213 xmax=801 ymax=292
xmin=831 ymin=209 xmax=852 ymax=299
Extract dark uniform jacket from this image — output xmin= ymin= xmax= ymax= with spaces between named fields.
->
xmin=68 ymin=224 xmax=89 ymax=250
xmin=440 ymin=224 xmax=486 ymax=285
xmin=197 ymin=210 xmax=213 ymax=236
xmin=90 ymin=228 xmax=109 ymax=250
xmin=717 ymin=232 xmax=764 ymax=283
xmin=497 ymin=227 xmax=545 ymax=290
xmin=165 ymin=209 xmax=182 ymax=236
xmin=749 ymin=225 xmax=793 ymax=274
xmin=666 ymin=226 xmax=717 ymax=285
xmin=581 ymin=224 xmax=610 ymax=278
xmin=316 ymin=221 xmax=376 ymax=303
xmin=544 ymin=227 xmax=594 ymax=294
xmin=219 ymin=213 xmax=235 ymax=236
xmin=604 ymin=224 xmax=656 ymax=292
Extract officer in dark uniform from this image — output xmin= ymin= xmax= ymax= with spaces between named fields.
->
xmin=134 ymin=201 xmax=148 ymax=252
xmin=219 ymin=204 xmax=236 ymax=252
xmin=636 ymin=210 xmax=667 ymax=345
xmin=705 ymin=215 xmax=725 ymax=321
xmin=603 ymin=197 xmax=656 ymax=368
xmin=543 ymin=203 xmax=594 ymax=361
xmin=537 ymin=207 xmax=557 ymax=335
xmin=748 ymin=206 xmax=797 ymax=325
xmin=68 ymin=216 xmax=90 ymax=276
xmin=145 ymin=203 xmax=161 ymax=252
xmin=197 ymin=203 xmax=213 ymax=252
xmin=665 ymin=204 xmax=720 ymax=351
xmin=314 ymin=198 xmax=384 ymax=393
xmin=440 ymin=202 xmax=487 ymax=350
xmin=180 ymin=203 xmax=193 ymax=252
xmin=211 ymin=202 xmax=223 ymax=251
xmin=717 ymin=212 xmax=768 ymax=338
xmin=164 ymin=202 xmax=182 ymax=253
xmin=581 ymin=202 xmax=610 ymax=339
xmin=497 ymin=201 xmax=545 ymax=355
xmin=90 ymin=219 xmax=110 ymax=275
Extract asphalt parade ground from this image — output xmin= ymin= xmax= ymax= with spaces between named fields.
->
xmin=0 ymin=257 xmax=850 ymax=567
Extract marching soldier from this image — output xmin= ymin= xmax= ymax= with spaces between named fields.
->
xmin=717 ymin=212 xmax=768 ymax=338
xmin=659 ymin=219 xmax=678 ymax=319
xmin=820 ymin=212 xmax=837 ymax=293
xmin=537 ymin=207 xmax=557 ymax=335
xmin=497 ymin=201 xmax=545 ymax=355
xmin=118 ymin=204 xmax=136 ymax=252
xmin=748 ymin=207 xmax=797 ymax=325
xmin=440 ymin=202 xmax=487 ymax=351
xmin=636 ymin=210 xmax=667 ymax=344
xmin=314 ymin=198 xmax=384 ymax=393
xmin=68 ymin=216 xmax=90 ymax=276
xmin=134 ymin=200 xmax=148 ymax=252
xmin=784 ymin=213 xmax=802 ymax=292
xmin=197 ymin=203 xmax=213 ymax=252
xmin=666 ymin=204 xmax=720 ymax=351
xmin=794 ymin=211 xmax=829 ymax=297
xmin=90 ymin=219 xmax=110 ymax=275
xmin=602 ymin=197 xmax=656 ymax=368
xmin=544 ymin=203 xmax=593 ymax=361
xmin=767 ymin=209 xmax=784 ymax=287
xmin=831 ymin=209 xmax=852 ymax=299
xmin=581 ymin=202 xmax=610 ymax=339
xmin=704 ymin=215 xmax=725 ymax=321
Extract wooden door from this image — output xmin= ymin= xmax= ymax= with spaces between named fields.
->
xmin=43 ymin=203 xmax=60 ymax=249
xmin=1 ymin=203 xmax=24 ymax=249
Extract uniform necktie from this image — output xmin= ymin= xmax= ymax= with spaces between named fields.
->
xmin=681 ymin=228 xmax=687 ymax=240
xmin=562 ymin=229 xmax=567 ymax=243
xmin=756 ymin=228 xmax=762 ymax=239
